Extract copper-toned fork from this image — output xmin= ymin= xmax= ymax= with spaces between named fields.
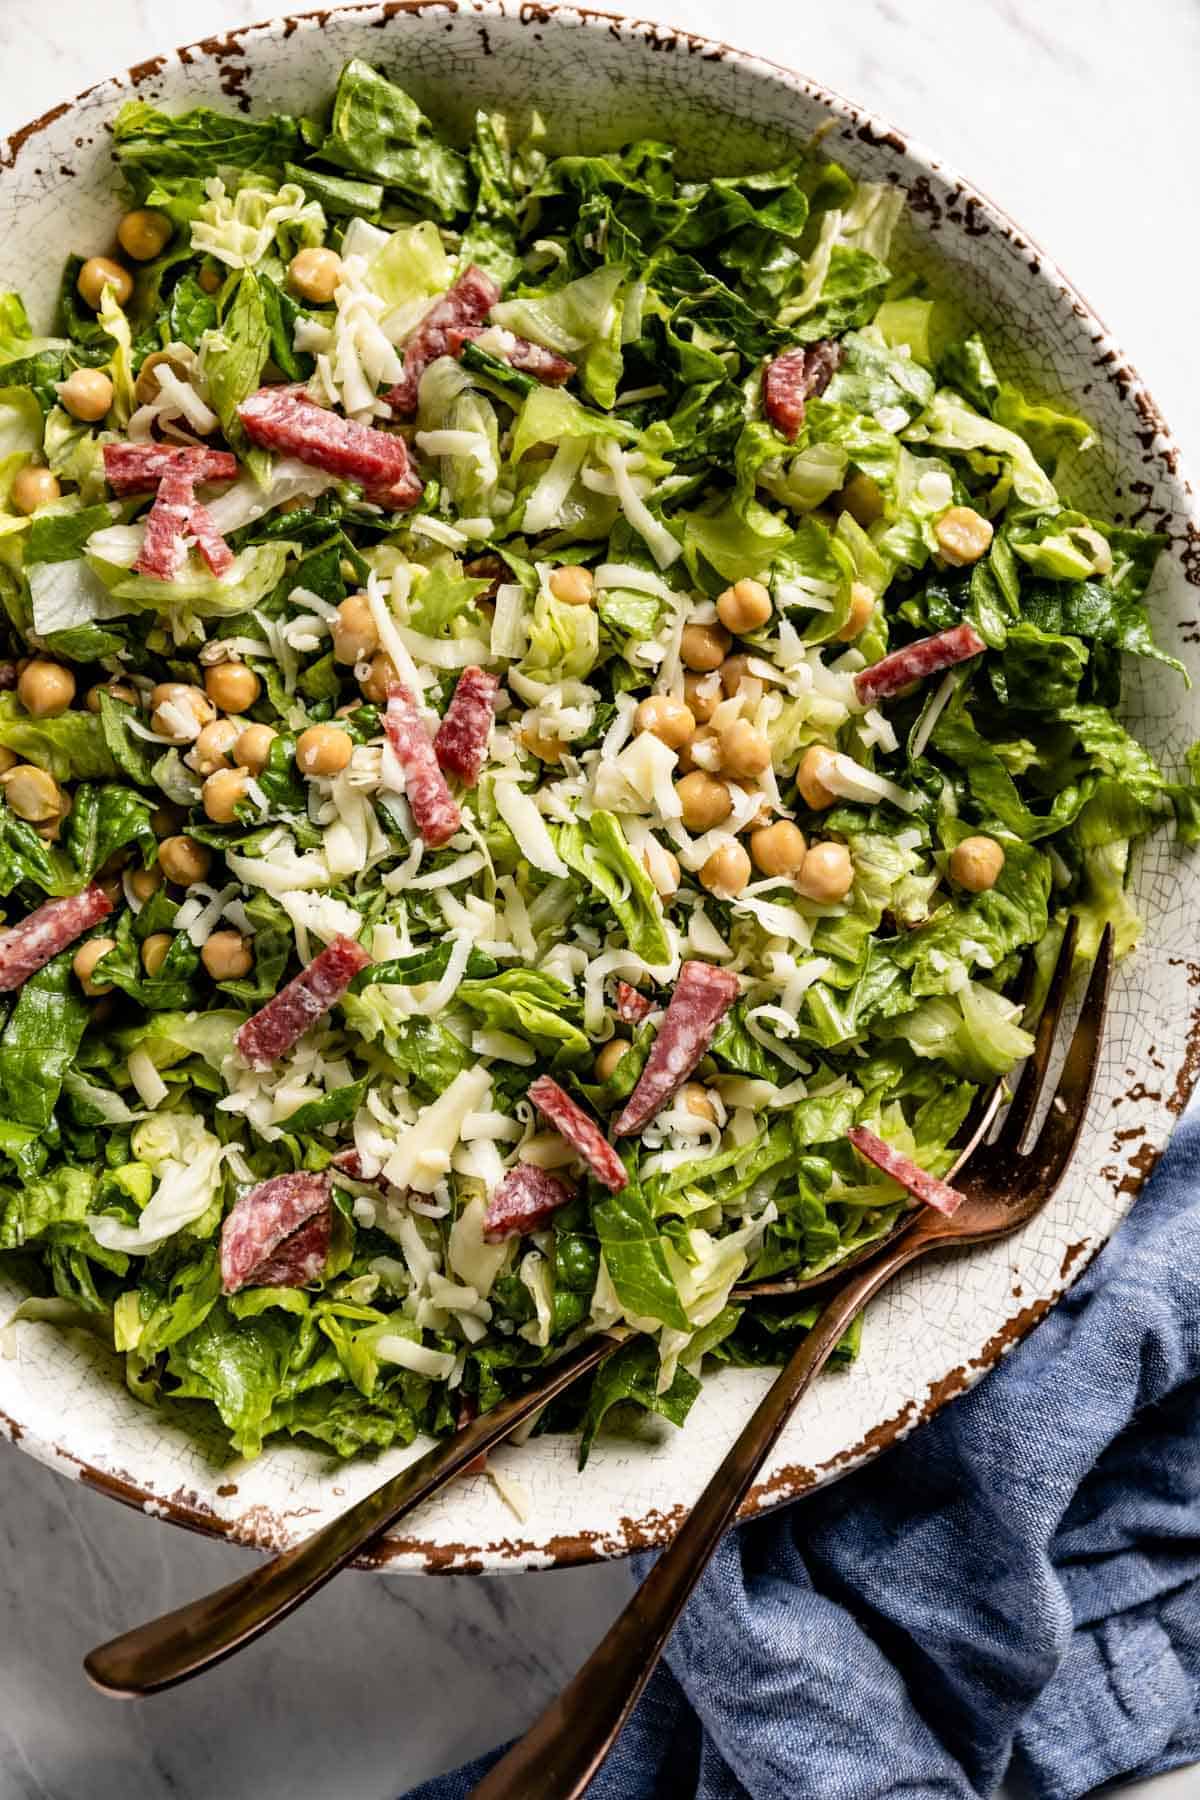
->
xmin=470 ymin=919 xmax=1110 ymax=1800
xmin=82 ymin=925 xmax=1086 ymax=1701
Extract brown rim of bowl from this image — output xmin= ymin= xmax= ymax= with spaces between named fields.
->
xmin=1 ymin=0 xmax=1197 ymax=1572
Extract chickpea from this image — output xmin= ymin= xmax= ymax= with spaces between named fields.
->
xmin=141 ymin=932 xmax=173 ymax=977
xmin=548 ymin=565 xmax=594 ymax=606
xmin=150 ymin=682 xmax=215 ymax=743
xmin=635 ymin=694 xmax=695 ymax=751
xmin=331 ymin=593 xmax=379 ymax=666
xmin=197 ymin=265 xmax=222 ymax=296
xmin=836 ymin=582 xmax=876 ymax=643
xmin=934 ymin=505 xmax=994 ymax=567
xmin=204 ymin=661 xmax=260 ymax=714
xmin=128 ymin=865 xmax=162 ymax=904
xmin=73 ymin=937 xmax=117 ymax=996
xmin=840 ymin=471 xmax=885 ymax=527
xmin=77 ymin=256 xmax=133 ymax=311
xmin=720 ymin=654 xmax=757 ymax=699
xmin=716 ymin=578 xmax=772 ymax=636
xmin=718 ymin=718 xmax=772 ymax=780
xmin=158 ymin=834 xmax=211 ymax=886
xmin=1 ymin=764 xmax=61 ymax=823
xmin=676 ymin=770 xmax=732 ymax=832
xmin=595 ymin=1039 xmax=629 ymax=1083
xmin=11 ymin=466 xmax=61 ymax=515
xmin=202 ymin=767 xmax=249 ymax=825
xmin=699 ymin=841 xmax=752 ymax=899
xmin=360 ymin=652 xmax=398 ymax=704
xmin=289 ymin=247 xmax=343 ymax=305
xmin=117 ymin=209 xmax=172 ymax=263
xmin=297 ymin=724 xmax=353 ymax=778
xmin=950 ymin=834 xmax=1005 ymax=894
xmin=678 ymin=1082 xmax=718 ymax=1124
xmin=133 ymin=349 xmax=189 ymax=409
xmin=235 ymin=722 xmax=278 ymax=775
xmin=59 ymin=368 xmax=113 ymax=422
xmin=85 ymin=680 xmax=137 ymax=715
xmin=521 ymin=723 xmax=568 ymax=764
xmin=0 ymin=748 xmax=16 ymax=775
xmin=644 ymin=846 xmax=681 ymax=898
xmin=681 ymin=620 xmax=731 ymax=673
xmin=201 ymin=930 xmax=253 ymax=982
xmin=683 ymin=670 xmax=722 ymax=723
xmin=192 ymin=718 xmax=241 ymax=776
xmin=34 ymin=791 xmax=72 ymax=843
xmin=796 ymin=744 xmax=837 ymax=811
xmin=750 ymin=820 xmax=807 ymax=878
xmin=676 ymin=727 xmax=718 ymax=775
xmin=17 ymin=659 xmax=75 ymax=718
xmin=796 ymin=840 xmax=855 ymax=903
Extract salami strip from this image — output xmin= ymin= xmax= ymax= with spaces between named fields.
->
xmin=528 ymin=1076 xmax=628 ymax=1194
xmin=134 ymin=461 xmax=193 ymax=580
xmin=434 ymin=666 xmax=498 ymax=787
xmin=0 ymin=883 xmax=113 ymax=992
xmin=847 ymin=1126 xmax=965 ymax=1218
xmin=762 ymin=340 xmax=843 ymax=442
xmin=103 ymin=442 xmax=238 ymax=496
xmin=385 ymin=266 xmax=501 ymax=415
xmin=854 ymin=622 xmax=986 ymax=706
xmin=483 ymin=1162 xmax=575 ymax=1241
xmin=187 ymin=498 xmax=235 ymax=577
xmin=614 ymin=960 xmax=741 ymax=1137
xmin=235 ymin=933 xmax=371 ymax=1069
xmin=384 ymin=683 xmax=463 ymax=847
xmin=447 ymin=325 xmax=575 ymax=387
xmin=614 ymin=980 xmax=655 ymax=1025
xmin=237 ymin=385 xmax=424 ymax=510
xmin=220 ymin=1170 xmax=332 ymax=1294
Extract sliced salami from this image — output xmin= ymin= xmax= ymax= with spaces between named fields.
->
xmin=187 ymin=498 xmax=235 ymax=577
xmin=384 ymin=683 xmax=463 ymax=847
xmin=763 ymin=340 xmax=843 ymax=442
xmin=528 ymin=1076 xmax=628 ymax=1194
xmin=0 ymin=883 xmax=114 ymax=993
xmin=614 ymin=980 xmax=655 ymax=1025
xmin=847 ymin=1126 xmax=965 ymax=1218
xmin=385 ymin=266 xmax=501 ymax=416
xmin=220 ymin=1170 xmax=332 ymax=1294
xmin=235 ymin=933 xmax=371 ymax=1069
xmin=237 ymin=385 xmax=424 ymax=510
xmin=434 ymin=666 xmax=498 ymax=787
xmin=854 ymin=622 xmax=986 ymax=706
xmin=447 ymin=325 xmax=575 ymax=387
xmin=614 ymin=960 xmax=741 ymax=1137
xmin=103 ymin=442 xmax=238 ymax=496
xmin=134 ymin=461 xmax=194 ymax=580
xmin=483 ymin=1162 xmax=575 ymax=1241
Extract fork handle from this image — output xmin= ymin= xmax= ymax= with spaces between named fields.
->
xmin=84 ymin=1329 xmax=627 ymax=1698
xmin=471 ymin=1230 xmax=934 ymax=1800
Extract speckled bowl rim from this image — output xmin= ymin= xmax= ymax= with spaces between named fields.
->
xmin=2 ymin=0 xmax=1198 ymax=1573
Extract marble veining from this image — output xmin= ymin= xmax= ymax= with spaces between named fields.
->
xmin=0 ymin=1 xmax=1198 ymax=1794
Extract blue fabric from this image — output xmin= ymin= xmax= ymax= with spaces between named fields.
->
xmin=405 ymin=1112 xmax=1200 ymax=1800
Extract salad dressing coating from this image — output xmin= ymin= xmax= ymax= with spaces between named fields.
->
xmin=0 ymin=57 xmax=1193 ymax=1468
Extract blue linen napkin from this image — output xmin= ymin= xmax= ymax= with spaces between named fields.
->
xmin=405 ymin=1111 xmax=1200 ymax=1800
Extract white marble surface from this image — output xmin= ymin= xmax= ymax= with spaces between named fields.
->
xmin=1 ymin=3 xmax=1198 ymax=1796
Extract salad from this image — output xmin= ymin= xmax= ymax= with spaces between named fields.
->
xmin=0 ymin=59 xmax=1193 ymax=1475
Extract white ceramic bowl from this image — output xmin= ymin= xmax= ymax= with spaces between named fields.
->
xmin=2 ymin=2 xmax=1198 ymax=1574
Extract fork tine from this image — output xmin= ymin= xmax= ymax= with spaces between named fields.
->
xmin=994 ymin=914 xmax=1080 ymax=1153
xmin=1022 ymin=924 xmax=1113 ymax=1190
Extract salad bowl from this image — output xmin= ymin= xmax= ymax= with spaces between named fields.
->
xmin=0 ymin=0 xmax=1197 ymax=1574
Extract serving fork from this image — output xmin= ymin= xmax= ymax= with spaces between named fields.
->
xmin=84 ymin=920 xmax=1108 ymax=1706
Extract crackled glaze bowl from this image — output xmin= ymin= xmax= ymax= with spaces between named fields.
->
xmin=1 ymin=2 xmax=1198 ymax=1574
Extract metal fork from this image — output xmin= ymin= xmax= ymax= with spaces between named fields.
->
xmin=469 ymin=919 xmax=1111 ymax=1800
xmin=84 ymin=922 xmax=1103 ymax=1701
